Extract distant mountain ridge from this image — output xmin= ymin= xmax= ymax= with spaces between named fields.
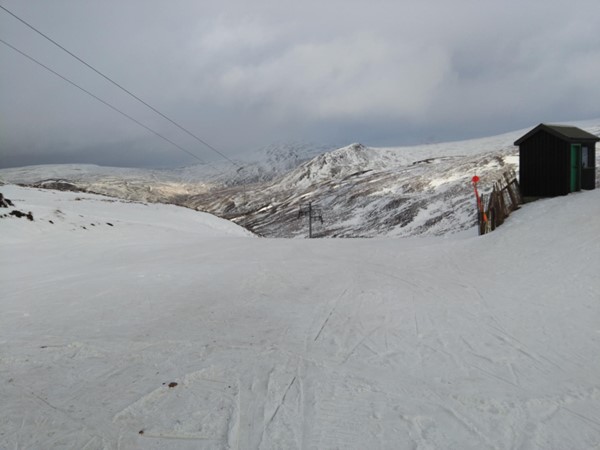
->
xmin=1 ymin=120 xmax=599 ymax=237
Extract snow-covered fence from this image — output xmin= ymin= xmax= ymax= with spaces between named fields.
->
xmin=478 ymin=170 xmax=522 ymax=235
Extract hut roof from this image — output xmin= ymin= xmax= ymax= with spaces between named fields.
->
xmin=514 ymin=123 xmax=600 ymax=146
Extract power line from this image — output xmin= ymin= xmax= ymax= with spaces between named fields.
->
xmin=0 ymin=37 xmax=211 ymax=166
xmin=0 ymin=4 xmax=238 ymax=166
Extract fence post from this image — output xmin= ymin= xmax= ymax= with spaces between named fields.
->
xmin=504 ymin=173 xmax=519 ymax=211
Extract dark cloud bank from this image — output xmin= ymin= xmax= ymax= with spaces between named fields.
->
xmin=1 ymin=0 xmax=599 ymax=168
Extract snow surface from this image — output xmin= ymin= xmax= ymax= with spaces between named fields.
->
xmin=1 ymin=184 xmax=599 ymax=449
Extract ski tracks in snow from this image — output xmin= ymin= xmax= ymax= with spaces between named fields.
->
xmin=4 ymin=228 xmax=600 ymax=449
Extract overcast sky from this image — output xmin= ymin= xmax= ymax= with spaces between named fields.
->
xmin=1 ymin=0 xmax=600 ymax=168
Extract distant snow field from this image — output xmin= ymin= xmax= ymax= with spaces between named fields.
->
xmin=1 ymin=183 xmax=599 ymax=449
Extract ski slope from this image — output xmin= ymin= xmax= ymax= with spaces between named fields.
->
xmin=1 ymin=185 xmax=600 ymax=449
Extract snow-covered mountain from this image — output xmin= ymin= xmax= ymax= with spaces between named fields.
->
xmin=185 ymin=145 xmax=518 ymax=237
xmin=0 ymin=142 xmax=335 ymax=202
xmin=0 ymin=163 xmax=214 ymax=203
xmin=222 ymin=142 xmax=338 ymax=186
xmin=2 ymin=183 xmax=600 ymax=449
xmin=1 ymin=120 xmax=599 ymax=238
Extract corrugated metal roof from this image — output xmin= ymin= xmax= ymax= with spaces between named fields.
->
xmin=514 ymin=123 xmax=600 ymax=145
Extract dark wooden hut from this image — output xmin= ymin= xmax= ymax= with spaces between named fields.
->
xmin=514 ymin=124 xmax=599 ymax=197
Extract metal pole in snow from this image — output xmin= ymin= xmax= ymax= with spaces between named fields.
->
xmin=471 ymin=175 xmax=488 ymax=235
xmin=308 ymin=202 xmax=312 ymax=238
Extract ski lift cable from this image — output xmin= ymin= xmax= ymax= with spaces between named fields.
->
xmin=0 ymin=4 xmax=238 ymax=167
xmin=0 ymin=37 xmax=216 ymax=167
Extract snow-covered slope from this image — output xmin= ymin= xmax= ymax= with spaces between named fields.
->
xmin=0 ymin=142 xmax=334 ymax=200
xmin=0 ymin=185 xmax=253 ymax=242
xmin=192 ymin=145 xmax=518 ymax=237
xmin=219 ymin=142 xmax=338 ymax=186
xmin=0 ymin=164 xmax=217 ymax=203
xmin=1 ymin=184 xmax=599 ymax=449
xmin=193 ymin=120 xmax=598 ymax=238
xmin=1 ymin=120 xmax=599 ymax=238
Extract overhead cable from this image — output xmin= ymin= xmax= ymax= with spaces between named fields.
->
xmin=0 ymin=37 xmax=211 ymax=166
xmin=0 ymin=4 xmax=238 ymax=166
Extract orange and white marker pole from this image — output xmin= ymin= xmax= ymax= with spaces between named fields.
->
xmin=472 ymin=175 xmax=488 ymax=226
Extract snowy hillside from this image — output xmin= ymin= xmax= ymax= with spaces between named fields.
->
xmin=189 ymin=145 xmax=518 ymax=238
xmin=0 ymin=142 xmax=335 ymax=202
xmin=0 ymin=185 xmax=253 ymax=241
xmin=194 ymin=120 xmax=599 ymax=238
xmin=216 ymin=142 xmax=338 ymax=186
xmin=0 ymin=164 xmax=216 ymax=203
xmin=1 ymin=184 xmax=599 ymax=449
xmin=1 ymin=120 xmax=599 ymax=238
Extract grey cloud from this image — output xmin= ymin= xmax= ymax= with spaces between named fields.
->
xmin=1 ymin=0 xmax=599 ymax=168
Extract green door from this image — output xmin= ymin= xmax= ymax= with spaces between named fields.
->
xmin=570 ymin=144 xmax=581 ymax=192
